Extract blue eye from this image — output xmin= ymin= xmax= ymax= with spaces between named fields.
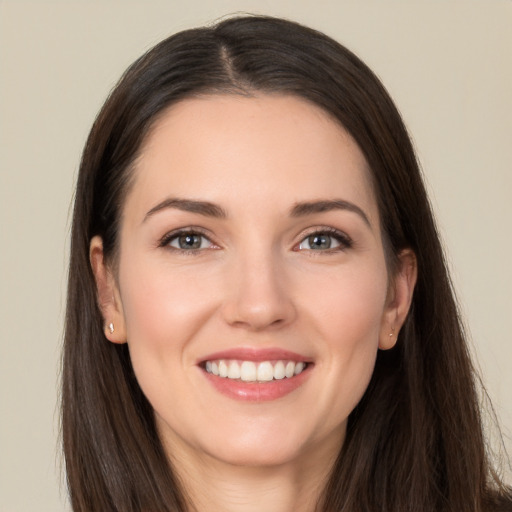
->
xmin=297 ymin=230 xmax=351 ymax=251
xmin=165 ymin=232 xmax=212 ymax=250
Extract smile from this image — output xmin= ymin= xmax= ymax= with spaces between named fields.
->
xmin=205 ymin=359 xmax=307 ymax=382
xmin=199 ymin=348 xmax=313 ymax=401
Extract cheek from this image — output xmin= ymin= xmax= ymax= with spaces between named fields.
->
xmin=117 ymin=256 xmax=221 ymax=393
xmin=298 ymin=263 xmax=388 ymax=420
xmin=119 ymin=255 xmax=218 ymax=340
xmin=302 ymin=260 xmax=389 ymax=344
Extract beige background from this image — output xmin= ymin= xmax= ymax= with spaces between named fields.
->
xmin=0 ymin=1 xmax=510 ymax=510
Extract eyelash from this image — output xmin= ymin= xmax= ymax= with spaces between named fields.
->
xmin=294 ymin=227 xmax=353 ymax=253
xmin=158 ymin=227 xmax=353 ymax=254
xmin=158 ymin=228 xmax=217 ymax=255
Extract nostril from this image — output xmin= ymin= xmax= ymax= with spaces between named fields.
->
xmin=228 ymin=314 xmax=291 ymax=331
xmin=221 ymin=266 xmax=297 ymax=329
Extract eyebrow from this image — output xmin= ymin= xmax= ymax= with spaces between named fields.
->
xmin=143 ymin=197 xmax=371 ymax=227
xmin=144 ymin=198 xmax=227 ymax=221
xmin=290 ymin=199 xmax=371 ymax=227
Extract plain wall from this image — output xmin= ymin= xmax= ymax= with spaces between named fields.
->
xmin=0 ymin=1 xmax=510 ymax=510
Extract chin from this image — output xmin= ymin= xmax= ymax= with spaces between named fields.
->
xmin=200 ymin=416 xmax=342 ymax=469
xmin=207 ymin=437 xmax=305 ymax=468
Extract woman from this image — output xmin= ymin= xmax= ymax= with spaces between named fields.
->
xmin=62 ymin=15 xmax=511 ymax=512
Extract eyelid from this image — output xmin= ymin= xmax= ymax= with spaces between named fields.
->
xmin=158 ymin=226 xmax=218 ymax=251
xmin=157 ymin=225 xmax=352 ymax=253
xmin=294 ymin=226 xmax=353 ymax=252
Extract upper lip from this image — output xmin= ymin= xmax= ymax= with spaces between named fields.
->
xmin=198 ymin=347 xmax=311 ymax=364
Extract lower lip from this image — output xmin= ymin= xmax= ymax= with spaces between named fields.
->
xmin=201 ymin=365 xmax=312 ymax=402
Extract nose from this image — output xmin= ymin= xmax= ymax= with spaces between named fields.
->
xmin=221 ymin=249 xmax=297 ymax=331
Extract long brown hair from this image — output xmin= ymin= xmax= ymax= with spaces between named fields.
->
xmin=62 ymin=15 xmax=511 ymax=512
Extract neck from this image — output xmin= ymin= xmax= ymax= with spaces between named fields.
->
xmin=166 ymin=433 xmax=341 ymax=512
xmin=188 ymin=466 xmax=325 ymax=512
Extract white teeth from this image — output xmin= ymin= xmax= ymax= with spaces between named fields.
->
xmin=294 ymin=362 xmax=305 ymax=375
xmin=274 ymin=361 xmax=285 ymax=380
xmin=285 ymin=361 xmax=295 ymax=378
xmin=218 ymin=360 xmax=228 ymax=377
xmin=240 ymin=361 xmax=257 ymax=381
xmin=205 ymin=359 xmax=307 ymax=382
xmin=257 ymin=361 xmax=274 ymax=381
xmin=227 ymin=360 xmax=241 ymax=379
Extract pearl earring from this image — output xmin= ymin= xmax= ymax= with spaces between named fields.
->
xmin=108 ymin=322 xmax=114 ymax=334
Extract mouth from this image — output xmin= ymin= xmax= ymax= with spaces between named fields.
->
xmin=198 ymin=348 xmax=313 ymax=401
xmin=203 ymin=359 xmax=307 ymax=382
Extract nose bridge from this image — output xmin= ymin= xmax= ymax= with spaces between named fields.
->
xmin=222 ymin=240 xmax=295 ymax=331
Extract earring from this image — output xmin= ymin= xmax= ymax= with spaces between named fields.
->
xmin=108 ymin=322 xmax=114 ymax=334
xmin=389 ymin=326 xmax=395 ymax=338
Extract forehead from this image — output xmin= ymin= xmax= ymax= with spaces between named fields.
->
xmin=126 ymin=94 xmax=378 ymax=223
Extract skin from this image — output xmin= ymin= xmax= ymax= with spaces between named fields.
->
xmin=91 ymin=94 xmax=416 ymax=512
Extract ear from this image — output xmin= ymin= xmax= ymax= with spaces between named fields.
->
xmin=89 ymin=236 xmax=127 ymax=344
xmin=379 ymin=249 xmax=417 ymax=350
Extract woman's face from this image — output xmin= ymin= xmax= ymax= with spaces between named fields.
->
xmin=94 ymin=94 xmax=412 ymax=471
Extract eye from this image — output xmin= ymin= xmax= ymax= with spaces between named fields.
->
xmin=162 ymin=231 xmax=214 ymax=251
xmin=296 ymin=229 xmax=352 ymax=251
